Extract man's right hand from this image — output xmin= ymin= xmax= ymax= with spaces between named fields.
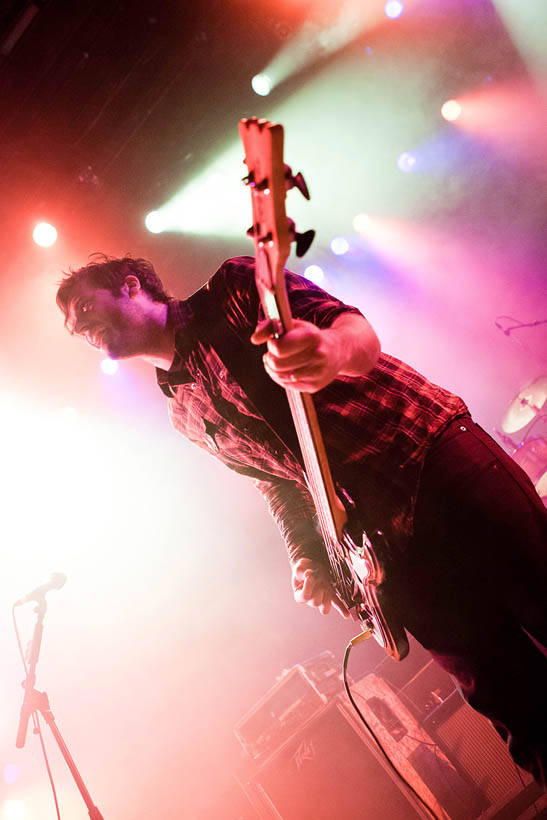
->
xmin=291 ymin=558 xmax=350 ymax=618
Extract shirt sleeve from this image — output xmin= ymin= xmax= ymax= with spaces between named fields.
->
xmin=283 ymin=269 xmax=363 ymax=328
xmin=253 ymin=476 xmax=330 ymax=566
xmin=215 ymin=256 xmax=364 ymax=334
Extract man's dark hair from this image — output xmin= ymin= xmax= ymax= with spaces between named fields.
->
xmin=56 ymin=254 xmax=171 ymax=325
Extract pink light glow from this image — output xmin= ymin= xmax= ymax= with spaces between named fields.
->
xmin=353 ymin=215 xmax=441 ymax=284
xmin=452 ymin=81 xmax=547 ymax=165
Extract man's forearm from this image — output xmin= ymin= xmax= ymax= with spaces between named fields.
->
xmin=254 ymin=477 xmax=328 ymax=565
xmin=326 ymin=312 xmax=381 ymax=378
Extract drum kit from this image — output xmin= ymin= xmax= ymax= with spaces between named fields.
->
xmin=499 ymin=374 xmax=547 ymax=505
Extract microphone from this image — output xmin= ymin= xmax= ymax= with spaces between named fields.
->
xmin=14 ymin=573 xmax=67 ymax=606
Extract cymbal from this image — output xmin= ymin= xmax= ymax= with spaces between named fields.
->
xmin=502 ymin=374 xmax=547 ymax=433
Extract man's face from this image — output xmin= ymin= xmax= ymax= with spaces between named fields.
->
xmin=66 ymin=278 xmax=151 ymax=359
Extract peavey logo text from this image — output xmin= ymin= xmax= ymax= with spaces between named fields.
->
xmin=292 ymin=738 xmax=315 ymax=771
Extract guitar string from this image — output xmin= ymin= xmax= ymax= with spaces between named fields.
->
xmin=286 ymin=392 xmax=396 ymax=650
xmin=255 ymin=233 xmax=353 ymax=601
xmin=286 ymin=389 xmax=353 ymax=600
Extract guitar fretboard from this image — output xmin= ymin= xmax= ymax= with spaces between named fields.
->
xmin=286 ymin=387 xmax=352 ymax=600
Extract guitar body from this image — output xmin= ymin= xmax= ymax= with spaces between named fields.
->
xmin=239 ymin=116 xmax=409 ymax=661
xmin=338 ymin=528 xmax=409 ymax=660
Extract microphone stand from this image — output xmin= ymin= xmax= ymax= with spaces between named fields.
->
xmin=15 ymin=596 xmax=105 ymax=820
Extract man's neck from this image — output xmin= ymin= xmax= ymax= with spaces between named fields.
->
xmin=140 ymin=302 xmax=176 ymax=369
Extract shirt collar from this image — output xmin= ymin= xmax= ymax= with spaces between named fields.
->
xmin=156 ymin=299 xmax=194 ymax=396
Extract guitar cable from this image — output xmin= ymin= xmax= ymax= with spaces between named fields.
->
xmin=343 ymin=638 xmax=444 ymax=820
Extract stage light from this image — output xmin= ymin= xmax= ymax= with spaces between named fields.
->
xmin=151 ymin=146 xmax=249 ymax=237
xmin=101 ymin=358 xmax=119 ymax=376
xmin=384 ymin=1 xmax=404 ymax=19
xmin=251 ymin=74 xmax=273 ymax=96
xmin=249 ymin=3 xmax=403 ymax=96
xmin=145 ymin=210 xmax=165 ymax=234
xmin=330 ymin=237 xmax=349 ymax=255
xmin=397 ymin=151 xmax=416 ymax=173
xmin=32 ymin=222 xmax=57 ymax=247
xmin=352 ymin=213 xmax=372 ymax=233
xmin=491 ymin=0 xmax=546 ymax=87
xmin=2 ymin=801 xmax=25 ymax=820
xmin=441 ymin=100 xmax=462 ymax=122
xmin=3 ymin=764 xmax=19 ymax=785
xmin=303 ymin=264 xmax=324 ymax=284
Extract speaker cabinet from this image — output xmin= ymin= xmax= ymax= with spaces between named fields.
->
xmin=425 ymin=691 xmax=533 ymax=804
xmin=244 ymin=673 xmax=485 ymax=820
xmin=247 ymin=696 xmax=430 ymax=820
xmin=240 ymin=673 xmax=543 ymax=820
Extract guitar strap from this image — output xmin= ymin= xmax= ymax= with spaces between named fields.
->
xmin=187 ymin=283 xmax=305 ymax=469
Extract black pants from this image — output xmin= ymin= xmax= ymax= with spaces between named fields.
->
xmin=392 ymin=416 xmax=547 ymax=786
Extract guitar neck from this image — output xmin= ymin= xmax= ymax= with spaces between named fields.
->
xmin=239 ymin=117 xmax=410 ymax=661
xmin=238 ymin=117 xmax=347 ymax=548
xmin=285 ymin=387 xmax=348 ymax=545
xmin=255 ymin=252 xmax=347 ymax=546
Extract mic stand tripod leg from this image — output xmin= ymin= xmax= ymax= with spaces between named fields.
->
xmin=25 ymin=688 xmax=105 ymax=820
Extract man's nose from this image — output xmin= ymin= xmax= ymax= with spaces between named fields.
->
xmin=69 ymin=312 xmax=87 ymax=336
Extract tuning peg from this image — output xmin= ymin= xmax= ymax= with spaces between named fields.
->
xmin=295 ymin=229 xmax=315 ymax=256
xmin=242 ymin=171 xmax=270 ymax=191
xmin=287 ymin=218 xmax=315 ymax=257
xmin=247 ymin=224 xmax=274 ymax=246
xmin=284 ymin=165 xmax=311 ymax=200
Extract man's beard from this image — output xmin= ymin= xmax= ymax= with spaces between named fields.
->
xmin=103 ymin=327 xmax=148 ymax=360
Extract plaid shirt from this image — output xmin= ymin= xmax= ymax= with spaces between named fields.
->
xmin=156 ymin=256 xmax=468 ymax=564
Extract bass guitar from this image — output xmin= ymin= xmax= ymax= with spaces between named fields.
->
xmin=239 ymin=117 xmax=409 ymax=660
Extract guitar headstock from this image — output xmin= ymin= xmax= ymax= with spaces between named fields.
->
xmin=239 ymin=117 xmax=314 ymax=329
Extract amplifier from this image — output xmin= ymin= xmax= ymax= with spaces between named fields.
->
xmin=399 ymin=659 xmax=457 ymax=718
xmin=375 ymin=639 xmax=457 ymax=719
xmin=351 ymin=674 xmax=484 ymax=820
xmin=424 ymin=691 xmax=537 ymax=810
xmin=244 ymin=675 xmax=484 ymax=820
xmin=234 ymin=665 xmax=326 ymax=761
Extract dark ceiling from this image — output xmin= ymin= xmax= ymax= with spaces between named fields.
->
xmin=0 ymin=0 xmax=308 ymax=246
xmin=2 ymin=0 xmax=544 ymax=259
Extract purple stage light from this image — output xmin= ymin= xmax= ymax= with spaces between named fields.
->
xmin=397 ymin=152 xmax=416 ymax=173
xmin=330 ymin=237 xmax=349 ymax=255
xmin=385 ymin=1 xmax=404 ymax=19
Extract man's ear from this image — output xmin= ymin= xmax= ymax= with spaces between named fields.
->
xmin=123 ymin=275 xmax=141 ymax=298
